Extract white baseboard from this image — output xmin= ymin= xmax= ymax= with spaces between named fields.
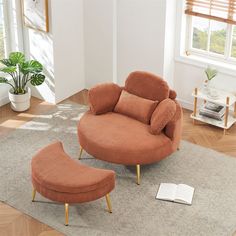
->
xmin=177 ymin=98 xmax=193 ymax=111
xmin=0 ymin=96 xmax=10 ymax=107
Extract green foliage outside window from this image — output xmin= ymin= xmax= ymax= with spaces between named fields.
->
xmin=193 ymin=28 xmax=208 ymax=50
xmin=193 ymin=25 xmax=236 ymax=58
xmin=210 ymin=29 xmax=226 ymax=55
xmin=232 ymin=27 xmax=236 ymax=58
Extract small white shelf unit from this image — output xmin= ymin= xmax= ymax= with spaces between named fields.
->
xmin=191 ymin=88 xmax=236 ymax=134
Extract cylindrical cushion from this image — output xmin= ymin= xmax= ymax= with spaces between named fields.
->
xmin=165 ymin=100 xmax=183 ymax=144
xmin=114 ymin=90 xmax=158 ymax=124
xmin=31 ymin=142 xmax=115 ymax=203
xmin=150 ymin=99 xmax=176 ymax=135
xmin=89 ymin=83 xmax=122 ymax=115
xmin=78 ymin=111 xmax=174 ymax=165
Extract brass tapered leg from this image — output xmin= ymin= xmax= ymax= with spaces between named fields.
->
xmin=32 ymin=188 xmax=36 ymax=202
xmin=105 ymin=194 xmax=112 ymax=213
xmin=177 ymin=147 xmax=180 ymax=151
xmin=136 ymin=165 xmax=140 ymax=185
xmin=78 ymin=147 xmax=83 ymax=160
xmin=65 ymin=203 xmax=69 ymax=226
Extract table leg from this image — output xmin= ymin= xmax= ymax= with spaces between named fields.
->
xmin=234 ymin=102 xmax=236 ymax=118
xmin=224 ymin=97 xmax=230 ymax=135
xmin=193 ymin=88 xmax=198 ymax=125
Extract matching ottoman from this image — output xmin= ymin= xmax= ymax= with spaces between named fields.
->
xmin=31 ymin=141 xmax=115 ymax=226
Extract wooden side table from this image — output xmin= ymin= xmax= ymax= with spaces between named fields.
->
xmin=191 ymin=88 xmax=236 ymax=135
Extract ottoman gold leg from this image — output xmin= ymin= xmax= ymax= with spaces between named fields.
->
xmin=136 ymin=164 xmax=140 ymax=185
xmin=78 ymin=147 xmax=83 ymax=160
xmin=105 ymin=194 xmax=112 ymax=213
xmin=65 ymin=203 xmax=69 ymax=226
xmin=32 ymin=188 xmax=36 ymax=202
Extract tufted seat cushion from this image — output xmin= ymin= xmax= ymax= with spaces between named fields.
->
xmin=31 ymin=142 xmax=115 ymax=203
xmin=78 ymin=111 xmax=174 ymax=165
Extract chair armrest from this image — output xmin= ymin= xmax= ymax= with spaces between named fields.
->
xmin=165 ymin=101 xmax=183 ymax=142
xmin=89 ymin=83 xmax=122 ymax=115
xmin=150 ymin=98 xmax=176 ymax=135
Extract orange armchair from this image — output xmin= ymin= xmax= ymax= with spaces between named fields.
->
xmin=78 ymin=71 xmax=183 ymax=185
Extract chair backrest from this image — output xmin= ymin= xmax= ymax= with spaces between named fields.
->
xmin=124 ymin=71 xmax=170 ymax=102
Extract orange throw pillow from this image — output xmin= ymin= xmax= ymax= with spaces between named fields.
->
xmin=150 ymin=98 xmax=176 ymax=135
xmin=114 ymin=90 xmax=158 ymax=124
xmin=89 ymin=83 xmax=122 ymax=115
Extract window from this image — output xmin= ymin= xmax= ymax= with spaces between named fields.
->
xmin=0 ymin=0 xmax=10 ymax=60
xmin=185 ymin=0 xmax=236 ymax=63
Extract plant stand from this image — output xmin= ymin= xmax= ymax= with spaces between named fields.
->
xmin=191 ymin=88 xmax=236 ymax=135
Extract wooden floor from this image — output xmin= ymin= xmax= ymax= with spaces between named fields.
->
xmin=0 ymin=90 xmax=236 ymax=236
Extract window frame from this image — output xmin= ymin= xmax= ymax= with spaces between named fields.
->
xmin=186 ymin=14 xmax=236 ymax=65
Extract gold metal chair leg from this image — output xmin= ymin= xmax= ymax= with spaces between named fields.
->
xmin=65 ymin=203 xmax=69 ymax=226
xmin=78 ymin=147 xmax=83 ymax=160
xmin=105 ymin=194 xmax=112 ymax=213
xmin=177 ymin=147 xmax=180 ymax=151
xmin=136 ymin=164 xmax=140 ymax=185
xmin=32 ymin=188 xmax=36 ymax=202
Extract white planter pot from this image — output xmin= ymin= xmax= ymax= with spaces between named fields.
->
xmin=8 ymin=88 xmax=31 ymax=112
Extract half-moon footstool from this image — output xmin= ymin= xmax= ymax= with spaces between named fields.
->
xmin=31 ymin=141 xmax=115 ymax=226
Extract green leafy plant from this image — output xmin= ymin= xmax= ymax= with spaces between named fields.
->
xmin=205 ymin=66 xmax=218 ymax=81
xmin=0 ymin=52 xmax=45 ymax=94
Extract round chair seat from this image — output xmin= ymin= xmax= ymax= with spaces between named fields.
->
xmin=78 ymin=111 xmax=173 ymax=165
xmin=31 ymin=141 xmax=115 ymax=203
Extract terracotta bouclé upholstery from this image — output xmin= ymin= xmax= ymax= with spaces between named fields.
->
xmin=89 ymin=83 xmax=122 ymax=115
xmin=78 ymin=71 xmax=182 ymax=169
xmin=125 ymin=71 xmax=169 ymax=101
xmin=150 ymin=98 xmax=176 ymax=135
xmin=114 ymin=90 xmax=158 ymax=124
xmin=31 ymin=141 xmax=115 ymax=203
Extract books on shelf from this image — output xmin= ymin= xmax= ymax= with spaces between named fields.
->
xmin=156 ymin=183 xmax=194 ymax=205
xmin=199 ymin=102 xmax=226 ymax=121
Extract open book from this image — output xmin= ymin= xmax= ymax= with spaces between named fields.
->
xmin=156 ymin=183 xmax=194 ymax=205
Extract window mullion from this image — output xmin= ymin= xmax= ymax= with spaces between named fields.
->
xmin=225 ymin=24 xmax=233 ymax=60
xmin=206 ymin=20 xmax=211 ymax=52
xmin=186 ymin=15 xmax=193 ymax=52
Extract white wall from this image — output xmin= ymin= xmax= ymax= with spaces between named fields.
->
xmin=84 ymin=0 xmax=116 ymax=88
xmin=24 ymin=0 xmax=85 ymax=104
xmin=117 ymin=0 xmax=166 ymax=85
xmin=24 ymin=1 xmax=55 ymax=104
xmin=163 ymin=0 xmax=177 ymax=88
xmin=51 ymin=0 xmax=85 ymax=103
xmin=84 ymin=0 xmax=176 ymax=87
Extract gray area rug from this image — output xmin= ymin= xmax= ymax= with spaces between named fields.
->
xmin=0 ymin=102 xmax=236 ymax=236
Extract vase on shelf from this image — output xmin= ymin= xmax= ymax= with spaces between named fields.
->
xmin=203 ymin=80 xmax=211 ymax=94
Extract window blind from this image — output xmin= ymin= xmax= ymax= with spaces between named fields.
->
xmin=185 ymin=0 xmax=236 ymax=25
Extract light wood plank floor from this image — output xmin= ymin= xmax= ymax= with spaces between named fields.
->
xmin=0 ymin=90 xmax=235 ymax=236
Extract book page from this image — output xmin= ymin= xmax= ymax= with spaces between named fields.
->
xmin=156 ymin=183 xmax=177 ymax=201
xmin=175 ymin=184 xmax=194 ymax=205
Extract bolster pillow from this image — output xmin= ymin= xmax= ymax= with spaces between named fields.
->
xmin=150 ymin=98 xmax=176 ymax=135
xmin=114 ymin=90 xmax=158 ymax=124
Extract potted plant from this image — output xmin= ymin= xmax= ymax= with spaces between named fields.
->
xmin=0 ymin=52 xmax=45 ymax=112
xmin=203 ymin=66 xmax=218 ymax=94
